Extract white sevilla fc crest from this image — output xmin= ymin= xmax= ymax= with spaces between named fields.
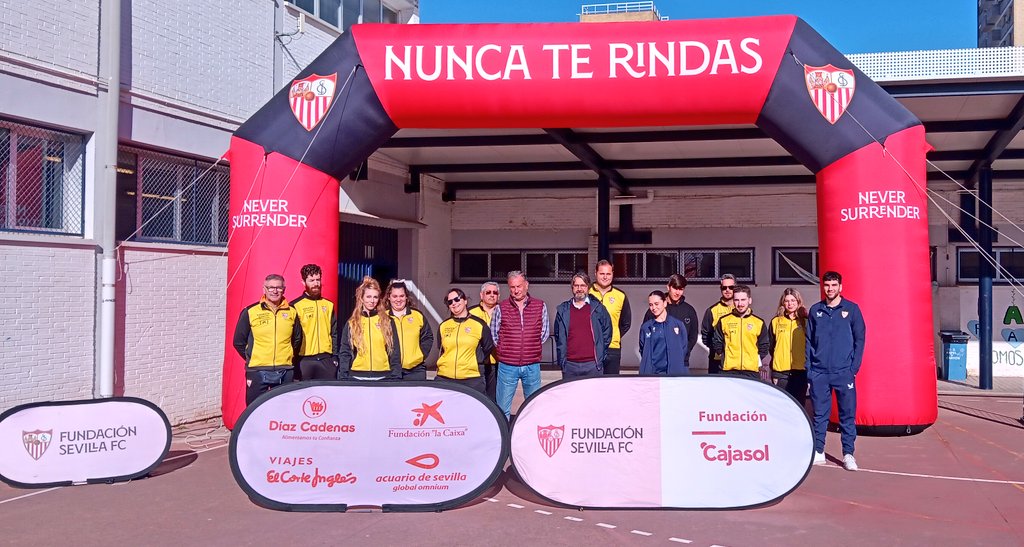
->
xmin=289 ymin=73 xmax=337 ymax=131
xmin=804 ymin=64 xmax=855 ymax=124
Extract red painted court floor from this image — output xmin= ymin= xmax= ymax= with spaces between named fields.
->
xmin=3 ymin=392 xmax=1023 ymax=547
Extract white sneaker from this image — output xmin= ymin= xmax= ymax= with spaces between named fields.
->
xmin=843 ymin=453 xmax=858 ymax=471
xmin=813 ymin=451 xmax=826 ymax=465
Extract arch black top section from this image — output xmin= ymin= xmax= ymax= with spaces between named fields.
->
xmin=235 ymin=18 xmax=921 ymax=180
xmin=757 ymin=18 xmax=921 ymax=173
xmin=234 ymin=33 xmax=398 ymax=181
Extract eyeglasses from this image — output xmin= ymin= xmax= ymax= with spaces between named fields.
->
xmin=445 ymin=296 xmax=464 ymax=305
xmin=265 ymin=286 xmax=285 ymax=292
xmin=720 ymin=285 xmax=736 ymax=291
xmin=483 ymin=290 xmax=499 ymax=295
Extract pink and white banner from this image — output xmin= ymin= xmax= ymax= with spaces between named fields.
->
xmin=511 ymin=376 xmax=813 ymax=509
xmin=230 ymin=382 xmax=508 ymax=511
xmin=0 ymin=398 xmax=171 ymax=488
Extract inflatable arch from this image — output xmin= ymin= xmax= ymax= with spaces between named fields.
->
xmin=223 ymin=16 xmax=936 ymax=432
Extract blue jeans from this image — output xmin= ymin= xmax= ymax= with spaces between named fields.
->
xmin=496 ymin=362 xmax=541 ymax=420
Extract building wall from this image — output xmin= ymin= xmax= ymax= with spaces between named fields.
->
xmin=118 ymin=245 xmax=226 ymax=424
xmin=281 ymin=6 xmax=341 ymax=85
xmin=0 ymin=239 xmax=97 ymax=407
xmin=128 ymin=0 xmax=275 ymax=121
xmin=0 ymin=0 xmax=100 ymax=77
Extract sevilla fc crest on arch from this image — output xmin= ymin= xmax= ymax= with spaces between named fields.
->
xmin=537 ymin=425 xmax=565 ymax=457
xmin=289 ymin=73 xmax=337 ymax=131
xmin=804 ymin=64 xmax=855 ymax=124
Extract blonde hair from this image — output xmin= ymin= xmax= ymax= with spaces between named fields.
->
xmin=348 ymin=276 xmax=395 ymax=355
xmin=775 ymin=288 xmax=808 ymax=328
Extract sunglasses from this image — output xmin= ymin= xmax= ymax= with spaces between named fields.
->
xmin=483 ymin=290 xmax=499 ymax=295
xmin=446 ymin=296 xmax=464 ymax=305
xmin=720 ymin=285 xmax=736 ymax=291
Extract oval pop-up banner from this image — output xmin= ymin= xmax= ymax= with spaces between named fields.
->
xmin=0 ymin=398 xmax=172 ymax=488
xmin=230 ymin=381 xmax=509 ymax=512
xmin=511 ymin=376 xmax=813 ymax=509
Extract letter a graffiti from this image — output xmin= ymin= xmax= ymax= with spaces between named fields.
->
xmin=1002 ymin=305 xmax=1023 ymax=325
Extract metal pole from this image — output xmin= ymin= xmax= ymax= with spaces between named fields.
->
xmin=978 ymin=167 xmax=993 ymax=390
xmin=597 ymin=175 xmax=610 ymax=261
xmin=96 ymin=0 xmax=122 ymax=398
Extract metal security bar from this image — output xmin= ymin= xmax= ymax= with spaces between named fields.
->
xmin=0 ymin=119 xmax=85 ymax=236
xmin=581 ymin=1 xmax=664 ymax=19
xmin=118 ymin=147 xmax=229 ymax=246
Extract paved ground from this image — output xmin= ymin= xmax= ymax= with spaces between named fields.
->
xmin=3 ymin=379 xmax=1023 ymax=547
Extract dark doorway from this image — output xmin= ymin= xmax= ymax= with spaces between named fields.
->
xmin=338 ymin=221 xmax=398 ymax=321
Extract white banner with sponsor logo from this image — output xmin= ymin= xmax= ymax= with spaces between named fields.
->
xmin=0 ymin=398 xmax=171 ymax=488
xmin=230 ymin=382 xmax=508 ymax=511
xmin=511 ymin=376 xmax=813 ymax=509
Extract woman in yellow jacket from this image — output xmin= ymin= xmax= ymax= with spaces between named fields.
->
xmin=337 ymin=276 xmax=402 ymax=380
xmin=386 ymin=279 xmax=434 ymax=381
xmin=768 ymin=288 xmax=808 ymax=405
xmin=436 ymin=288 xmax=495 ymax=395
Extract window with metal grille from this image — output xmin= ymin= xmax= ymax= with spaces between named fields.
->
xmin=680 ymin=249 xmax=754 ymax=283
xmin=453 ymin=250 xmax=588 ymax=282
xmin=957 ymin=247 xmax=1024 ymax=283
xmin=116 ymin=148 xmax=229 ymax=246
xmin=0 ymin=119 xmax=85 ymax=236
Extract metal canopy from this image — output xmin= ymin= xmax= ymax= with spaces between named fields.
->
xmin=378 ymin=74 xmax=1024 ymax=200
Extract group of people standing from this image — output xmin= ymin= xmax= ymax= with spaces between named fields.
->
xmin=232 ymin=262 xmax=865 ymax=470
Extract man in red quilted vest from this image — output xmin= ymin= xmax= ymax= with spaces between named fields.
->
xmin=490 ymin=270 xmax=550 ymax=420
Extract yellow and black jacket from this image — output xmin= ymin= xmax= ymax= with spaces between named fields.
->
xmin=290 ymin=294 xmax=338 ymax=357
xmin=588 ymin=285 xmax=632 ymax=349
xmin=768 ymin=315 xmax=807 ymax=372
xmin=436 ymin=315 xmax=495 ymax=380
xmin=701 ymin=300 xmax=734 ymax=358
xmin=712 ymin=309 xmax=769 ymax=373
xmin=337 ymin=310 xmax=402 ymax=379
xmin=468 ymin=304 xmax=498 ymax=365
xmin=389 ymin=308 xmax=434 ymax=370
xmin=233 ymin=297 xmax=302 ymax=368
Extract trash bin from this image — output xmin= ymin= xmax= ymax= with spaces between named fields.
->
xmin=938 ymin=330 xmax=970 ymax=381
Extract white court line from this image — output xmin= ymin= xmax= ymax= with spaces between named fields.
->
xmin=0 ymin=443 xmax=227 ymax=506
xmin=630 ymin=530 xmax=653 ymax=536
xmin=596 ymin=523 xmax=616 ymax=529
xmin=669 ymin=538 xmax=693 ymax=544
xmin=564 ymin=516 xmax=583 ymax=522
xmin=507 ymin=503 xmax=524 ymax=509
xmin=0 ymin=487 xmax=61 ymax=505
xmin=828 ymin=466 xmax=1024 ymax=485
xmin=534 ymin=510 xmax=552 ymax=515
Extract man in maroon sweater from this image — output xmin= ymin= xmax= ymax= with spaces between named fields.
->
xmin=490 ymin=270 xmax=549 ymax=420
xmin=554 ymin=273 xmax=612 ymax=379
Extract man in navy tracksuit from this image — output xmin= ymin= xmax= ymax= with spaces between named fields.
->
xmin=806 ymin=271 xmax=866 ymax=471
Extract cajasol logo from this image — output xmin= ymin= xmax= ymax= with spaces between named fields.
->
xmin=700 ymin=441 xmax=770 ymax=466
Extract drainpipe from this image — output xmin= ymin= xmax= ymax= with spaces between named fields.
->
xmin=978 ymin=167 xmax=993 ymax=390
xmin=97 ymin=0 xmax=122 ymax=398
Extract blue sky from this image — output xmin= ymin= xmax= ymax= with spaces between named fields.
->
xmin=419 ymin=1 xmax=977 ymax=54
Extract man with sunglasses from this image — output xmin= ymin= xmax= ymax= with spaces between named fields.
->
xmin=469 ymin=282 xmax=501 ymax=401
xmin=490 ymin=271 xmax=549 ymax=421
xmin=233 ymin=273 xmax=303 ymax=405
xmin=700 ymin=274 xmax=737 ymax=375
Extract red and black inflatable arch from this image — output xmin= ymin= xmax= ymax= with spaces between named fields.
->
xmin=223 ymin=16 xmax=936 ymax=433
